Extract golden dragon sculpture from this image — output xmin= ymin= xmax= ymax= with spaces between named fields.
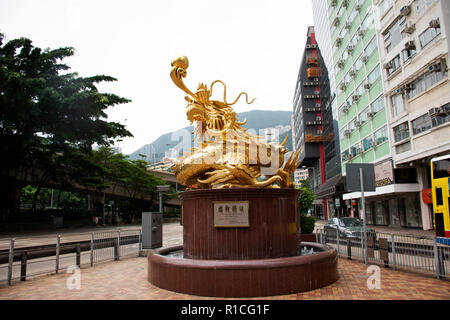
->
xmin=170 ymin=55 xmax=301 ymax=189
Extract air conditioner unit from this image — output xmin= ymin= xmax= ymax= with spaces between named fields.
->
xmin=310 ymin=44 xmax=317 ymax=49
xmin=383 ymin=61 xmax=393 ymax=69
xmin=404 ymin=22 xmax=416 ymax=34
xmin=336 ymin=37 xmax=343 ymax=46
xmin=429 ymin=63 xmax=442 ymax=72
xmin=362 ymin=55 xmax=369 ymax=63
xmin=355 ymin=3 xmax=362 ymax=11
xmin=337 ymin=59 xmax=345 ymax=68
xmin=305 ymin=44 xmax=311 ymax=49
xmin=315 ymin=103 xmax=321 ymax=108
xmin=349 ymin=70 xmax=357 ymax=78
xmin=344 ymin=130 xmax=351 ymax=136
xmin=400 ymin=5 xmax=411 ymax=16
xmin=364 ymin=83 xmax=371 ymax=90
xmin=342 ymin=0 xmax=349 ymax=8
xmin=355 ymin=120 xmax=362 ymax=127
xmin=398 ymin=123 xmax=408 ymax=131
xmin=347 ymin=45 xmax=354 ymax=53
xmin=403 ymin=83 xmax=415 ymax=91
xmin=352 ymin=94 xmax=360 ymax=102
xmin=340 ymin=82 xmax=347 ymax=90
xmin=345 ymin=22 xmax=352 ymax=30
xmin=367 ymin=111 xmax=375 ymax=118
xmin=404 ymin=41 xmax=415 ymax=49
xmin=395 ymin=87 xmax=403 ymax=94
xmin=314 ymin=90 xmax=320 ymax=95
xmin=428 ymin=107 xmax=440 ymax=117
xmin=343 ymin=106 xmax=349 ymax=113
xmin=358 ymin=29 xmax=365 ymax=37
xmin=429 ymin=18 xmax=440 ymax=28
xmin=331 ymin=0 xmax=337 ymax=7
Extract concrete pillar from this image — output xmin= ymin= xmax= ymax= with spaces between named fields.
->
xmin=417 ymin=167 xmax=433 ymax=230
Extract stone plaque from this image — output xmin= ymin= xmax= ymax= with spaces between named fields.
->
xmin=213 ymin=201 xmax=249 ymax=228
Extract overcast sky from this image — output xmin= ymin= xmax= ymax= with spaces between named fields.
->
xmin=0 ymin=0 xmax=314 ymax=155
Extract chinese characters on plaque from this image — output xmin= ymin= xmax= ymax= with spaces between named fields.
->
xmin=213 ymin=201 xmax=249 ymax=228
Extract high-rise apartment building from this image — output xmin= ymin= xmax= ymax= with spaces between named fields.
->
xmin=376 ymin=0 xmax=450 ymax=230
xmin=292 ymin=26 xmax=336 ymax=219
xmin=311 ymin=0 xmax=450 ymax=230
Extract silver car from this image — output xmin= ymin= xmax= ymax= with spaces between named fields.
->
xmin=324 ymin=217 xmax=376 ymax=240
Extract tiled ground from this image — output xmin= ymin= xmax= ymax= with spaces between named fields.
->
xmin=0 ymin=256 xmax=449 ymax=300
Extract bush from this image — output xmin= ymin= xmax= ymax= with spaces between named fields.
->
xmin=301 ymin=214 xmax=316 ymax=234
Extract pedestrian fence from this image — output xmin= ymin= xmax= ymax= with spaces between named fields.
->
xmin=315 ymin=228 xmax=450 ymax=280
xmin=0 ymin=229 xmax=142 ymax=286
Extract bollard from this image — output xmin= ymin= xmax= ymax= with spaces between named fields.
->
xmin=7 ymin=239 xmax=15 ymax=285
xmin=391 ymin=234 xmax=396 ymax=270
xmin=76 ymin=244 xmax=81 ymax=268
xmin=90 ymin=233 xmax=94 ymax=267
xmin=56 ymin=235 xmax=60 ymax=274
xmin=347 ymin=239 xmax=352 ymax=260
xmin=433 ymin=239 xmax=445 ymax=280
xmin=114 ymin=238 xmax=119 ymax=261
xmin=139 ymin=229 xmax=143 ymax=251
xmin=117 ymin=230 xmax=121 ymax=261
xmin=20 ymin=252 xmax=27 ymax=281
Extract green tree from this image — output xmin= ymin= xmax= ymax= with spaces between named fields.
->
xmin=297 ymin=179 xmax=316 ymax=234
xmin=0 ymin=33 xmax=132 ymax=220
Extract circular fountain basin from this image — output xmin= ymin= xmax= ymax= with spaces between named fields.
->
xmin=148 ymin=242 xmax=338 ymax=298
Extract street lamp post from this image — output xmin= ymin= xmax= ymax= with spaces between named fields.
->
xmin=156 ymin=185 xmax=170 ymax=213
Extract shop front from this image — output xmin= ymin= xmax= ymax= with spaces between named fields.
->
xmin=342 ymin=160 xmax=423 ymax=228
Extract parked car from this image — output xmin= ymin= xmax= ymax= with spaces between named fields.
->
xmin=324 ymin=217 xmax=376 ymax=242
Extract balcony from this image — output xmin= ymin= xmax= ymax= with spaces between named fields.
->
xmin=306 ymin=67 xmax=322 ymax=78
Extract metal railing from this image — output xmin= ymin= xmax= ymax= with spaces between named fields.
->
xmin=315 ymin=228 xmax=449 ymax=279
xmin=0 ymin=229 xmax=142 ymax=286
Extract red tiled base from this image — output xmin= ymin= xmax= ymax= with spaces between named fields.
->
xmin=148 ymin=243 xmax=338 ymax=298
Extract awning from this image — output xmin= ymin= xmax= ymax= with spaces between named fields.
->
xmin=314 ymin=174 xmax=346 ymax=199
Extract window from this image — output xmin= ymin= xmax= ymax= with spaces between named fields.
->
xmin=395 ymin=141 xmax=411 ymax=154
xmin=371 ymin=95 xmax=385 ymax=113
xmin=419 ymin=26 xmax=441 ymax=49
xmin=367 ymin=65 xmax=381 ymax=85
xmin=431 ymin=103 xmax=450 ymax=128
xmin=407 ymin=69 xmax=447 ymax=100
xmin=354 ymin=54 xmax=364 ymax=71
xmin=355 ymin=82 xmax=365 ymax=96
xmin=386 ymin=55 xmax=401 ymax=76
xmin=402 ymin=44 xmax=417 ymax=63
xmin=393 ymin=122 xmax=410 ymax=142
xmin=374 ymin=125 xmax=388 ymax=145
xmin=362 ymin=135 xmax=374 ymax=151
xmin=412 ymin=114 xmax=431 ymax=135
xmin=359 ymin=106 xmax=371 ymax=123
xmin=342 ymin=149 xmax=350 ymax=161
xmin=378 ymin=0 xmax=393 ymax=17
xmin=390 ymin=92 xmax=406 ymax=117
xmin=365 ymin=36 xmax=377 ymax=57
xmin=350 ymin=142 xmax=361 ymax=156
xmin=416 ymin=0 xmax=437 ymax=16
xmin=383 ymin=17 xmax=407 ymax=53
xmin=348 ymin=117 xmax=356 ymax=132
xmin=340 ymin=126 xmax=348 ymax=140
xmin=350 ymin=31 xmax=359 ymax=47
xmin=338 ymin=104 xmax=347 ymax=119
xmin=361 ymin=8 xmax=374 ymax=33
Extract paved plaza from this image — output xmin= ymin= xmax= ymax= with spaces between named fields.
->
xmin=0 ymin=222 xmax=449 ymax=300
xmin=0 ymin=254 xmax=449 ymax=300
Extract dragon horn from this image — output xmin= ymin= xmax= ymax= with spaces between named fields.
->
xmin=170 ymin=56 xmax=199 ymax=102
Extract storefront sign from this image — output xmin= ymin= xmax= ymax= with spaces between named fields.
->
xmin=374 ymin=160 xmax=394 ymax=188
xmin=213 ymin=201 xmax=249 ymax=228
